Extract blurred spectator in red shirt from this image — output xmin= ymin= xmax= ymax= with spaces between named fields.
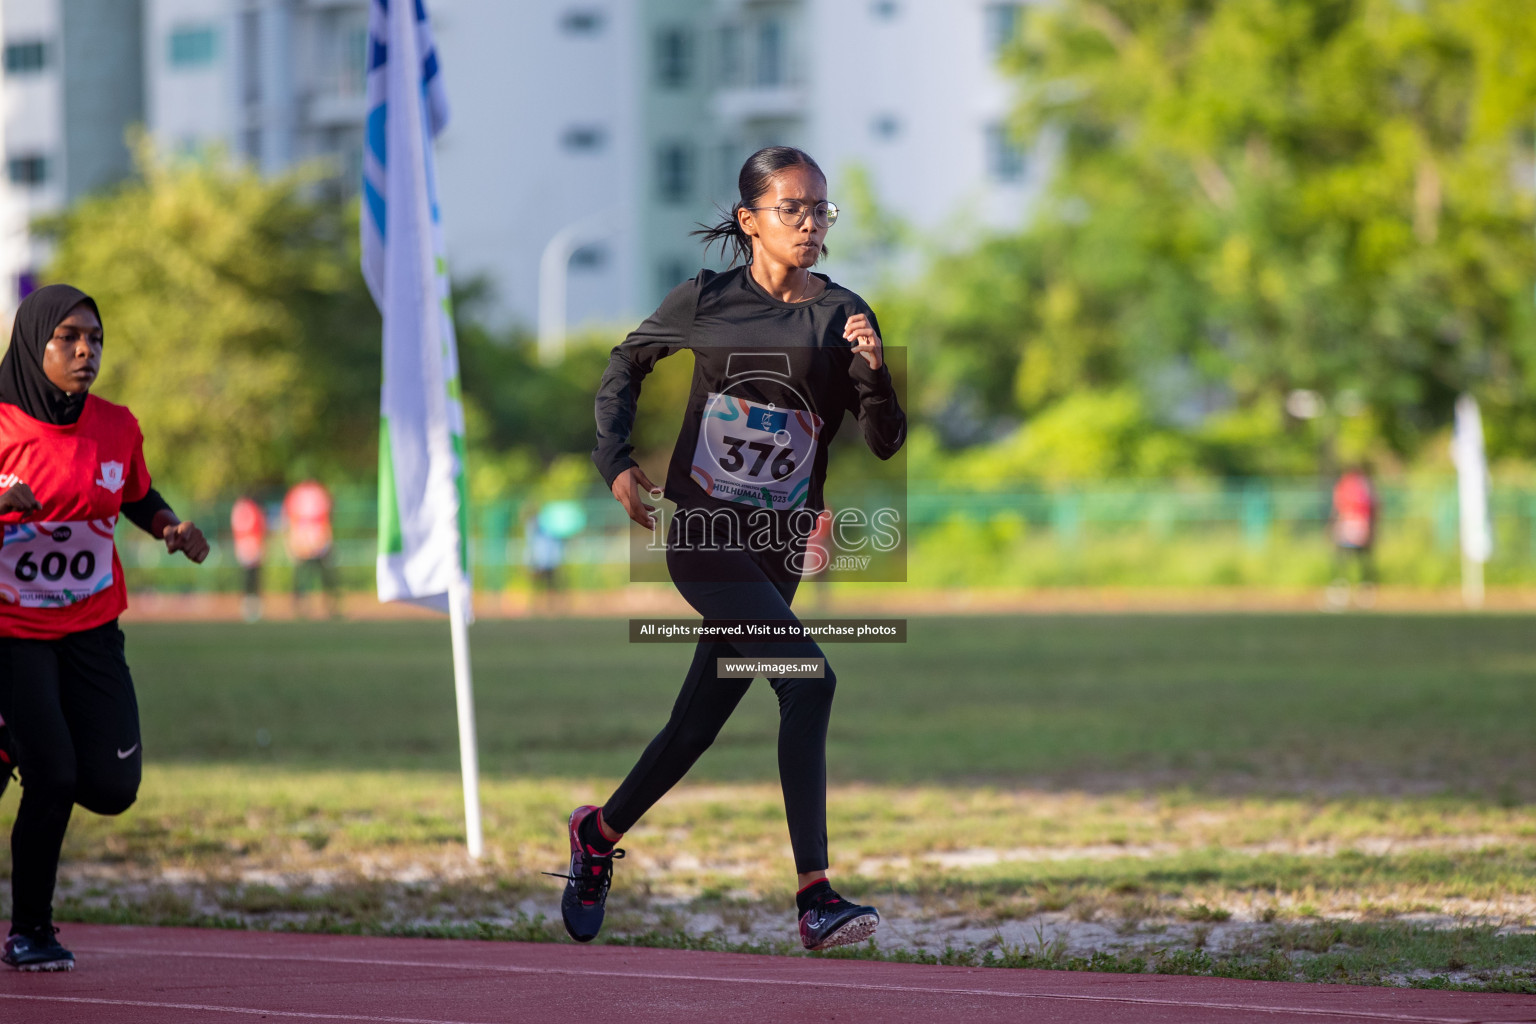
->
xmin=230 ymin=495 xmax=266 ymax=622
xmin=1328 ymin=467 xmax=1378 ymax=609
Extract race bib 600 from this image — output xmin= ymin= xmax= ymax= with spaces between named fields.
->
xmin=0 ymin=518 xmax=116 ymax=607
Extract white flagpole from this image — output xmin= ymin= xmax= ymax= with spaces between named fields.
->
xmin=364 ymin=0 xmax=482 ymax=859
xmin=448 ymin=585 xmax=482 ymax=859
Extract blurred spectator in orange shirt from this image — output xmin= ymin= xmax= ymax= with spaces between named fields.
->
xmin=284 ymin=480 xmax=338 ymax=618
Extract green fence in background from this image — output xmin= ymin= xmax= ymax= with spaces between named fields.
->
xmin=115 ymin=479 xmax=1536 ymax=592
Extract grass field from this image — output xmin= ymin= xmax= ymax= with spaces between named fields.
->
xmin=3 ymin=614 xmax=1535 ymax=990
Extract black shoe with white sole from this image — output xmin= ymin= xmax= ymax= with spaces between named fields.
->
xmin=798 ymin=887 xmax=879 ymax=951
xmin=3 ymin=926 xmax=75 ymax=972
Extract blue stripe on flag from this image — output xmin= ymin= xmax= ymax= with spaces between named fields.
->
xmin=367 ymin=104 xmax=387 ymax=164
xmin=415 ymin=0 xmax=426 ymax=20
xmin=422 ymin=50 xmax=438 ymax=85
xmin=364 ymin=178 xmax=387 ymax=240
xmin=369 ymin=38 xmax=387 ymax=71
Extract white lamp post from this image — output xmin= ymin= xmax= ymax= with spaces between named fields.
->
xmin=537 ymin=214 xmax=610 ymax=364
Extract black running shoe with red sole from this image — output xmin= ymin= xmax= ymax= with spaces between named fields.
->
xmin=547 ymin=805 xmax=624 ymax=943
xmin=799 ymin=888 xmax=879 ymax=951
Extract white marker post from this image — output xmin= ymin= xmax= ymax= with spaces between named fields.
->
xmin=1452 ymin=394 xmax=1492 ymax=610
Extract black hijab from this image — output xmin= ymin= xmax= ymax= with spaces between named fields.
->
xmin=1 ymin=283 xmax=100 ymax=425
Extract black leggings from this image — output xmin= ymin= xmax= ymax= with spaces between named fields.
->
xmin=603 ymin=515 xmax=835 ymax=874
xmin=0 ymin=620 xmax=142 ymax=932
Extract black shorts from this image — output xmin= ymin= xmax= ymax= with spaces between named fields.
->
xmin=0 ymin=619 xmax=142 ymax=931
xmin=0 ymin=618 xmax=143 ymax=809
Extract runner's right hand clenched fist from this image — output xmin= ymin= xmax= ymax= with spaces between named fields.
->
xmin=0 ymin=483 xmax=41 ymax=518
xmin=612 ymin=466 xmax=662 ymax=531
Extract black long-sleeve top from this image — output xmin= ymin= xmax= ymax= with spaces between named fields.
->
xmin=593 ymin=267 xmax=905 ymax=514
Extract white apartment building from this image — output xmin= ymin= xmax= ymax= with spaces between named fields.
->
xmin=429 ymin=0 xmax=639 ymax=336
xmin=635 ymin=0 xmax=1050 ymax=310
xmin=2 ymin=0 xmax=1044 ymax=331
xmin=1 ymin=0 xmax=145 ymax=308
xmin=0 ymin=0 xmax=374 ymax=313
xmin=147 ymin=0 xmax=371 ymax=182
xmin=0 ymin=0 xmax=639 ymax=333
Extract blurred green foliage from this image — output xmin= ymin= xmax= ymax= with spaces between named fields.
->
xmin=886 ymin=0 xmax=1536 ymax=482
xmin=41 ymin=141 xmax=382 ymax=500
xmin=36 ymin=144 xmax=657 ymax=507
xmin=37 ymin=0 xmax=1536 ymax=515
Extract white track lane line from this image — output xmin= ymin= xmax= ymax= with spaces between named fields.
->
xmin=0 ymin=993 xmax=489 ymax=1024
xmin=64 ymin=944 xmax=1513 ymax=1024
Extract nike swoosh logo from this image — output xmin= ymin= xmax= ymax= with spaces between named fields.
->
xmin=116 ymin=744 xmax=139 ymax=759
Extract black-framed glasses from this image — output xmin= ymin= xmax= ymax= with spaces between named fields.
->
xmin=745 ymin=200 xmax=840 ymax=228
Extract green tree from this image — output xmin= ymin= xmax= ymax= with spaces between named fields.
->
xmin=40 ymin=143 xmax=380 ymax=500
xmin=895 ymin=0 xmax=1536 ymax=475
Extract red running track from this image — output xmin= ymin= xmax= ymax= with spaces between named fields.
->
xmin=0 ymin=925 xmax=1531 ymax=1023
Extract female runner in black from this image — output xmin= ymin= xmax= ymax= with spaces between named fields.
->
xmin=555 ymin=147 xmax=906 ymax=951
xmin=0 ymin=285 xmax=209 ymax=971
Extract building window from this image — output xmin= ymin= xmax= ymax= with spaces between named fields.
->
xmin=240 ymin=10 xmax=261 ymax=105
xmin=317 ymin=10 xmax=369 ymax=99
xmin=718 ymin=24 xmax=743 ymax=87
xmin=872 ymin=114 xmax=901 ymax=141
xmin=657 ymin=259 xmax=689 ymax=297
xmin=169 ymin=25 xmax=218 ymax=69
xmin=571 ymin=244 xmax=608 ymax=271
xmin=986 ymin=123 xmax=1027 ymax=182
xmin=655 ymin=27 xmax=693 ymax=88
xmin=6 ymin=155 xmax=49 ymax=187
xmin=3 ymin=40 xmax=48 ymax=75
xmin=657 ymin=142 xmax=694 ymax=203
xmin=870 ymin=1 xmax=899 ymax=19
xmin=562 ymin=125 xmax=607 ymax=152
xmin=985 ymin=3 xmax=1026 ymax=57
xmin=755 ymin=18 xmax=785 ymax=87
xmin=560 ymin=10 xmax=604 ymax=35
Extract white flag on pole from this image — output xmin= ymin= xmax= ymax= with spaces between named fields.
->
xmin=362 ymin=0 xmax=467 ymax=618
xmin=362 ymin=0 xmax=482 ymax=858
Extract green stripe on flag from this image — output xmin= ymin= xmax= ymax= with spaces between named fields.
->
xmin=377 ymin=418 xmax=404 ymax=556
xmin=452 ymin=430 xmax=470 ymax=575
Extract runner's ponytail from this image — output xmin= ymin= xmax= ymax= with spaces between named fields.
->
xmin=694 ymin=201 xmax=755 ymax=266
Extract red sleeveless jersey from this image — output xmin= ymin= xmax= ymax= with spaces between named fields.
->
xmin=0 ymin=396 xmax=151 ymax=639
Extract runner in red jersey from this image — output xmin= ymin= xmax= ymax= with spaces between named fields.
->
xmin=0 ymin=285 xmax=209 ymax=972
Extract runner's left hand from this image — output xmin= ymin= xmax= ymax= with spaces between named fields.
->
xmin=843 ymin=314 xmax=883 ymax=371
xmin=164 ymin=520 xmax=210 ymax=564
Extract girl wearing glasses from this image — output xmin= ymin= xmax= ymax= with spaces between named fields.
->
xmin=555 ymin=147 xmax=905 ymax=952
